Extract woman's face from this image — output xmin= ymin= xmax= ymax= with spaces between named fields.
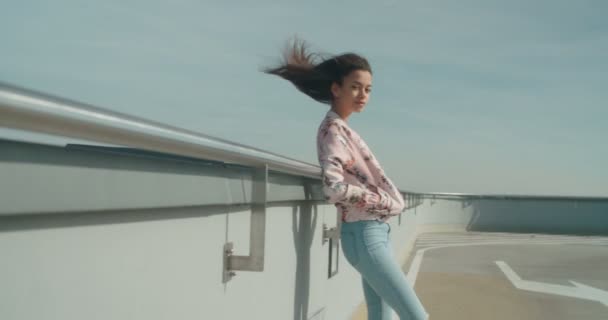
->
xmin=331 ymin=70 xmax=372 ymax=113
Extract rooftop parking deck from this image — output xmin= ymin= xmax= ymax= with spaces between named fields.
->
xmin=406 ymin=232 xmax=608 ymax=320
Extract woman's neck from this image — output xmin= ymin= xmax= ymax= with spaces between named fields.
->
xmin=331 ymin=106 xmax=351 ymax=122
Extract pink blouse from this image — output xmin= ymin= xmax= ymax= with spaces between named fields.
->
xmin=316 ymin=109 xmax=406 ymax=222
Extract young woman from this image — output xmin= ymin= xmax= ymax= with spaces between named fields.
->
xmin=264 ymin=39 xmax=429 ymax=320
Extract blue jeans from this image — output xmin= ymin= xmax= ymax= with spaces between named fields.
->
xmin=340 ymin=220 xmax=428 ymax=320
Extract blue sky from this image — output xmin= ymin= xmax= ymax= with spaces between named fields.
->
xmin=1 ymin=0 xmax=607 ymax=196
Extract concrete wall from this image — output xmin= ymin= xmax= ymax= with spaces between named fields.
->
xmin=1 ymin=139 xmax=607 ymax=320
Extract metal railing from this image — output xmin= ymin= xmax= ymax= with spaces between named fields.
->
xmin=3 ymin=81 xmax=606 ymax=283
xmin=419 ymin=192 xmax=608 ymax=201
xmin=0 ymin=81 xmax=322 ymax=282
xmin=0 ymin=81 xmax=423 ymax=283
xmin=4 ymin=81 xmax=607 ymax=202
xmin=0 ymin=82 xmax=321 ymax=180
xmin=4 ymin=82 xmax=605 ymax=202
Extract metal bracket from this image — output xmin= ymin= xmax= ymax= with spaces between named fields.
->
xmin=323 ymin=223 xmax=340 ymax=278
xmin=223 ymin=164 xmax=268 ymax=283
xmin=322 ymin=224 xmax=339 ymax=245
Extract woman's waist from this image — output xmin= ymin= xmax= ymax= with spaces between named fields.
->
xmin=334 ymin=205 xmax=389 ymax=223
xmin=340 ymin=218 xmax=390 ymax=233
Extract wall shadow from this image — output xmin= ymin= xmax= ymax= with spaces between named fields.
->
xmin=0 ymin=204 xmax=250 ymax=232
xmin=291 ymin=183 xmax=318 ymax=320
xmin=0 ymin=138 xmax=249 ymax=178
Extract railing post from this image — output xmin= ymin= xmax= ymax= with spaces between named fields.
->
xmin=322 ymin=207 xmax=341 ymax=278
xmin=223 ymin=164 xmax=268 ymax=283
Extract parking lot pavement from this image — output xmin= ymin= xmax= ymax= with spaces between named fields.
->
xmin=404 ymin=232 xmax=608 ymax=320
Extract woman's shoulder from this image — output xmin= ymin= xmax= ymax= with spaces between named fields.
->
xmin=318 ymin=118 xmax=352 ymax=140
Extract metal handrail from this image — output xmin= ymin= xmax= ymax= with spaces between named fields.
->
xmin=0 ymin=82 xmax=321 ymax=179
xmin=2 ymin=82 xmax=606 ymax=201
xmin=419 ymin=192 xmax=608 ymax=201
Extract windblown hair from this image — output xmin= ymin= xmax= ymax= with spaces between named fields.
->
xmin=263 ymin=38 xmax=372 ymax=105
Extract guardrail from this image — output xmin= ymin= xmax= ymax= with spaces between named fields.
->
xmin=2 ymin=82 xmax=605 ymax=284
xmin=0 ymin=82 xmax=423 ymax=283
xmin=0 ymin=82 xmax=321 ymax=179
xmin=419 ymin=192 xmax=608 ymax=201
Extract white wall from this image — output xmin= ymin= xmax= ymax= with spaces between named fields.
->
xmin=1 ymin=139 xmax=607 ymax=320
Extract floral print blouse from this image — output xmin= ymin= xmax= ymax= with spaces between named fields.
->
xmin=316 ymin=109 xmax=406 ymax=222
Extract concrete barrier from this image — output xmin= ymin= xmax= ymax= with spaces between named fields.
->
xmin=1 ymin=139 xmax=606 ymax=320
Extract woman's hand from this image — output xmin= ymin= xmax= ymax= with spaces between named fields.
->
xmin=368 ymin=184 xmax=379 ymax=194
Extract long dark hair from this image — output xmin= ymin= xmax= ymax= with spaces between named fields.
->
xmin=263 ymin=38 xmax=372 ymax=105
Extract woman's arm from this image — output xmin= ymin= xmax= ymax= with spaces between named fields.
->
xmin=318 ymin=123 xmax=403 ymax=215
xmin=377 ymin=173 xmax=406 ymax=215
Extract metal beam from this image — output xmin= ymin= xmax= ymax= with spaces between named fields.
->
xmin=223 ymin=164 xmax=268 ymax=283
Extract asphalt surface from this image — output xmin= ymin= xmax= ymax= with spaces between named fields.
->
xmin=405 ymin=232 xmax=608 ymax=320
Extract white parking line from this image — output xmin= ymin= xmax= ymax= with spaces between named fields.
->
xmin=496 ymin=261 xmax=608 ymax=307
xmin=402 ymin=235 xmax=608 ymax=320
xmin=407 ymin=241 xmax=533 ymax=286
xmin=406 ymin=237 xmax=608 ymax=287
